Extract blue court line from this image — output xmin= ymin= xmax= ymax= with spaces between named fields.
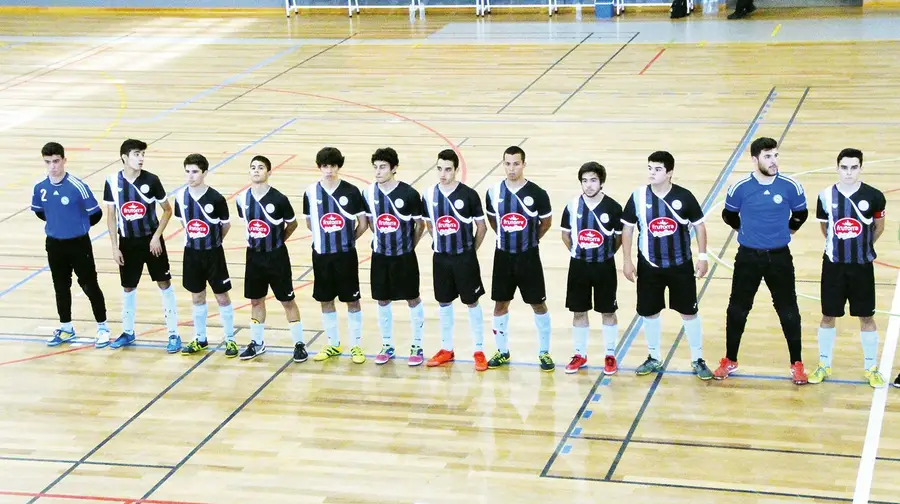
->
xmin=0 ymin=117 xmax=296 ymax=301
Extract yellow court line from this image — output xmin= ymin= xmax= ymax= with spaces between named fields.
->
xmin=771 ymin=24 xmax=783 ymax=37
xmin=84 ymin=72 xmax=129 ymax=150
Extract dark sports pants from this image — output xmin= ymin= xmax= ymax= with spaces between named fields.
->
xmin=46 ymin=235 xmax=107 ymax=323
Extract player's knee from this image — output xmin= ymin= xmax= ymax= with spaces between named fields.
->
xmin=820 ymin=315 xmax=836 ymax=328
xmin=347 ymin=300 xmax=361 ymax=312
xmin=531 ymin=303 xmax=548 ymax=315
xmin=726 ymin=303 xmax=750 ymax=321
xmin=157 ymin=280 xmax=171 ymax=290
xmin=860 ymin=316 xmax=877 ymax=331
xmin=377 ymin=300 xmax=391 ymax=307
xmin=214 ymin=293 xmax=231 ymax=306
xmin=777 ymin=307 xmax=801 ymax=326
xmin=250 ymin=298 xmax=265 ymax=307
xmin=601 ymin=313 xmax=617 ymax=325
xmin=407 ymin=297 xmax=421 ymax=308
xmin=493 ymin=301 xmax=509 ymax=316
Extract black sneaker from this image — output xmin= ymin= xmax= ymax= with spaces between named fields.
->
xmin=893 ymin=372 xmax=900 ymax=388
xmin=293 ymin=342 xmax=308 ymax=363
xmin=239 ymin=340 xmax=266 ymax=361
xmin=224 ymin=340 xmax=239 ymax=358
xmin=487 ymin=350 xmax=511 ymax=368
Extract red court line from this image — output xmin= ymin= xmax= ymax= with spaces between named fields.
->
xmin=0 ymin=47 xmax=111 ymax=92
xmin=884 ymin=187 xmax=900 ymax=194
xmin=0 ymin=345 xmax=92 ymax=367
xmin=639 ymin=48 xmax=666 ymax=75
xmin=875 ymin=260 xmax=899 ymax=270
xmin=0 ymin=490 xmax=208 ymax=504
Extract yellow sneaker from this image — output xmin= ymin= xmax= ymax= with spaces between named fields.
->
xmin=350 ymin=345 xmax=366 ymax=364
xmin=865 ymin=366 xmax=886 ymax=388
xmin=807 ymin=362 xmax=831 ymax=384
xmin=314 ymin=345 xmax=342 ymax=362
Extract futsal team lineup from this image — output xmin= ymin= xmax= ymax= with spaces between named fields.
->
xmin=32 ymin=135 xmax=896 ymax=388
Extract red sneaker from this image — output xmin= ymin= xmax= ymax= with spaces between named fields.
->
xmin=790 ymin=361 xmax=808 ymax=385
xmin=565 ymin=354 xmax=588 ymax=374
xmin=426 ymin=349 xmax=454 ymax=367
xmin=713 ymin=357 xmax=738 ymax=380
xmin=603 ymin=355 xmax=618 ymax=375
xmin=473 ymin=351 xmax=488 ymax=372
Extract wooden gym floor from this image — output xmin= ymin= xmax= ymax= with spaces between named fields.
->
xmin=0 ymin=6 xmax=899 ymax=504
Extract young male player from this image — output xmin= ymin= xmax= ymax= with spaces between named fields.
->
xmin=560 ymin=162 xmax=623 ymax=375
xmin=103 ymin=139 xmax=181 ymax=352
xmin=235 ymin=155 xmax=307 ymax=363
xmin=717 ymin=137 xmax=809 ymax=384
xmin=485 ymin=146 xmax=554 ymax=371
xmin=809 ymin=148 xmax=886 ymax=387
xmin=362 ymin=148 xmax=427 ymax=366
xmin=32 ymin=142 xmax=110 ymax=347
xmin=421 ymin=149 xmax=489 ymax=371
xmin=173 ymin=154 xmax=237 ymax=357
xmin=621 ymin=151 xmax=713 ymax=380
xmin=303 ymin=147 xmax=369 ymax=364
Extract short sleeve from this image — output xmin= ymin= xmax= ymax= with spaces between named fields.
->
xmin=103 ymin=180 xmax=114 ymax=205
xmin=174 ymin=198 xmax=182 ymax=219
xmin=621 ymin=194 xmax=637 ymax=227
xmin=361 ymin=188 xmax=372 ymax=216
xmin=484 ymin=188 xmax=494 ymax=216
xmin=537 ymin=188 xmax=552 ymax=219
xmin=683 ymin=191 xmax=704 ymax=225
xmin=151 ymin=176 xmax=166 ymax=201
xmin=470 ymin=189 xmax=485 ymax=219
xmin=724 ymin=182 xmax=742 ymax=212
xmin=789 ymin=180 xmax=807 ymax=211
xmin=420 ymin=194 xmax=429 ymax=220
xmin=350 ymin=186 xmax=366 ymax=216
xmin=408 ymin=188 xmax=423 ymax=219
xmin=559 ymin=204 xmax=571 ymax=230
xmin=235 ymin=199 xmax=244 ymax=221
xmin=611 ymin=202 xmax=624 ymax=233
xmin=215 ymin=194 xmax=230 ymax=223
xmin=873 ymin=191 xmax=886 ymax=219
xmin=816 ymin=194 xmax=828 ymax=222
xmin=302 ymin=192 xmax=310 ymax=216
xmin=83 ymin=185 xmax=101 ymax=214
xmin=31 ymin=184 xmax=43 ymax=211
xmin=282 ymin=194 xmax=297 ymax=223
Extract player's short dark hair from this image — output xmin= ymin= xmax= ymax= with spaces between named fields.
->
xmin=503 ymin=145 xmax=526 ymax=162
xmin=120 ymin=139 xmax=147 ymax=158
xmin=41 ymin=142 xmax=65 ymax=158
xmin=648 ymin=151 xmax=675 ymax=172
xmin=316 ymin=147 xmax=345 ymax=168
xmin=251 ymin=155 xmax=272 ymax=171
xmin=837 ymin=148 xmax=863 ymax=165
xmin=183 ymin=153 xmax=209 ymax=172
xmin=437 ymin=149 xmax=459 ymax=169
xmin=750 ymin=137 xmax=778 ymax=158
xmin=371 ymin=147 xmax=399 ymax=170
xmin=578 ymin=162 xmax=606 ymax=185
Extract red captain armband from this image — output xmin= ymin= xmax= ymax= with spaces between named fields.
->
xmin=874 ymin=209 xmax=886 ymax=219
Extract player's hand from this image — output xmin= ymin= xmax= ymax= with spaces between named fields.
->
xmin=150 ymin=236 xmax=163 ymax=257
xmin=623 ymin=260 xmax=636 ymax=283
xmin=112 ymin=248 xmax=125 ymax=266
xmin=695 ymin=259 xmax=708 ymax=279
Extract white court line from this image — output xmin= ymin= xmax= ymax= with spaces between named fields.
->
xmin=853 ymin=269 xmax=900 ymax=504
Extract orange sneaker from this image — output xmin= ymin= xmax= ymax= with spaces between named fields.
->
xmin=565 ymin=354 xmax=588 ymax=374
xmin=790 ymin=361 xmax=808 ymax=385
xmin=713 ymin=357 xmax=738 ymax=380
xmin=603 ymin=355 xmax=618 ymax=375
xmin=426 ymin=349 xmax=455 ymax=367
xmin=473 ymin=351 xmax=488 ymax=371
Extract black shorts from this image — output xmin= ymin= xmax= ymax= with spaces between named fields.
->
xmin=433 ymin=249 xmax=485 ymax=306
xmin=371 ymin=252 xmax=420 ymax=301
xmin=245 ymin=246 xmax=295 ymax=302
xmin=491 ymin=247 xmax=546 ymax=305
xmin=821 ymin=256 xmax=876 ymax=318
xmin=182 ymin=246 xmax=232 ymax=294
xmin=636 ymin=255 xmax=697 ymax=316
xmin=119 ymin=235 xmax=171 ymax=289
xmin=312 ymin=248 xmax=361 ymax=303
xmin=566 ymin=257 xmax=618 ymax=313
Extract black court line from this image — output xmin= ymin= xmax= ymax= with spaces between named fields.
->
xmin=543 ymin=474 xmax=899 ymax=504
xmin=294 ymin=265 xmax=314 ymax=282
xmin=551 ymin=32 xmax=639 ymax=115
xmin=604 ymin=86 xmax=805 ymax=481
xmin=215 ymin=36 xmax=354 ymax=111
xmin=541 ymin=87 xmax=778 ymax=479
xmin=139 ymin=330 xmax=324 ymax=500
xmin=25 ymin=331 xmax=237 ymax=504
xmin=496 ymin=33 xmax=594 ymax=114
xmin=471 ymin=138 xmax=529 ymax=189
xmin=0 ymin=455 xmax=174 ymax=469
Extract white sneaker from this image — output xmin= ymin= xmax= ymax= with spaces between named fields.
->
xmin=95 ymin=328 xmax=111 ymax=348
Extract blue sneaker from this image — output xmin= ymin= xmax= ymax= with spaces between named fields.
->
xmin=109 ymin=332 xmax=136 ymax=349
xmin=47 ymin=328 xmax=76 ymax=347
xmin=166 ymin=335 xmax=182 ymax=354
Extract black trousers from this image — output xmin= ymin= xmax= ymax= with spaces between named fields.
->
xmin=46 ymin=235 xmax=107 ymax=324
xmin=724 ymin=245 xmax=802 ymax=364
xmin=735 ymin=0 xmax=755 ymax=12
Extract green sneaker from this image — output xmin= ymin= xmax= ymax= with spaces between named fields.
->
xmin=539 ymin=352 xmax=555 ymax=372
xmin=224 ymin=340 xmax=239 ymax=358
xmin=807 ymin=362 xmax=831 ymax=384
xmin=181 ymin=339 xmax=209 ymax=355
xmin=635 ymin=355 xmax=662 ymax=376
xmin=692 ymin=358 xmax=714 ymax=380
xmin=487 ymin=350 xmax=511 ymax=368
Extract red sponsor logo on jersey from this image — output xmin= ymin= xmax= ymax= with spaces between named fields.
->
xmin=121 ymin=201 xmax=146 ymax=221
xmin=577 ymin=229 xmax=604 ymax=249
xmin=834 ymin=217 xmax=862 ymax=239
xmin=648 ymin=217 xmax=678 ymax=238
xmin=874 ymin=209 xmax=886 ymax=219
xmin=186 ymin=219 xmax=210 ymax=239
xmin=500 ymin=213 xmax=527 ymax=232
xmin=247 ymin=219 xmax=271 ymax=239
xmin=436 ymin=215 xmax=460 ymax=236
xmin=376 ymin=213 xmax=400 ymax=233
xmin=320 ymin=213 xmax=345 ymax=233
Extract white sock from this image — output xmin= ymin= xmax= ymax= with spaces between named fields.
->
xmin=493 ymin=313 xmax=510 ymax=354
xmin=348 ymin=310 xmax=362 ymax=347
xmin=61 ymin=321 xmax=74 ymax=332
xmin=378 ymin=303 xmax=393 ymax=346
xmin=861 ymin=330 xmax=879 ymax=370
xmin=192 ymin=303 xmax=208 ymax=342
xmin=682 ymin=317 xmax=703 ymax=362
xmin=122 ymin=290 xmax=137 ymax=335
xmin=468 ymin=305 xmax=484 ymax=352
xmin=643 ymin=316 xmax=661 ymax=361
xmin=160 ymin=285 xmax=178 ymax=336
xmin=410 ymin=303 xmax=425 ymax=347
xmin=602 ymin=323 xmax=618 ymax=356
xmin=323 ymin=311 xmax=339 ymax=347
xmin=817 ymin=327 xmax=836 ymax=368
xmin=97 ymin=320 xmax=108 ymax=332
xmin=439 ymin=304 xmax=454 ymax=351
xmin=573 ymin=326 xmax=589 ymax=357
xmin=219 ymin=304 xmax=234 ymax=341
xmin=250 ymin=319 xmax=264 ymax=345
xmin=290 ymin=320 xmax=304 ymax=345
xmin=535 ymin=312 xmax=551 ymax=354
